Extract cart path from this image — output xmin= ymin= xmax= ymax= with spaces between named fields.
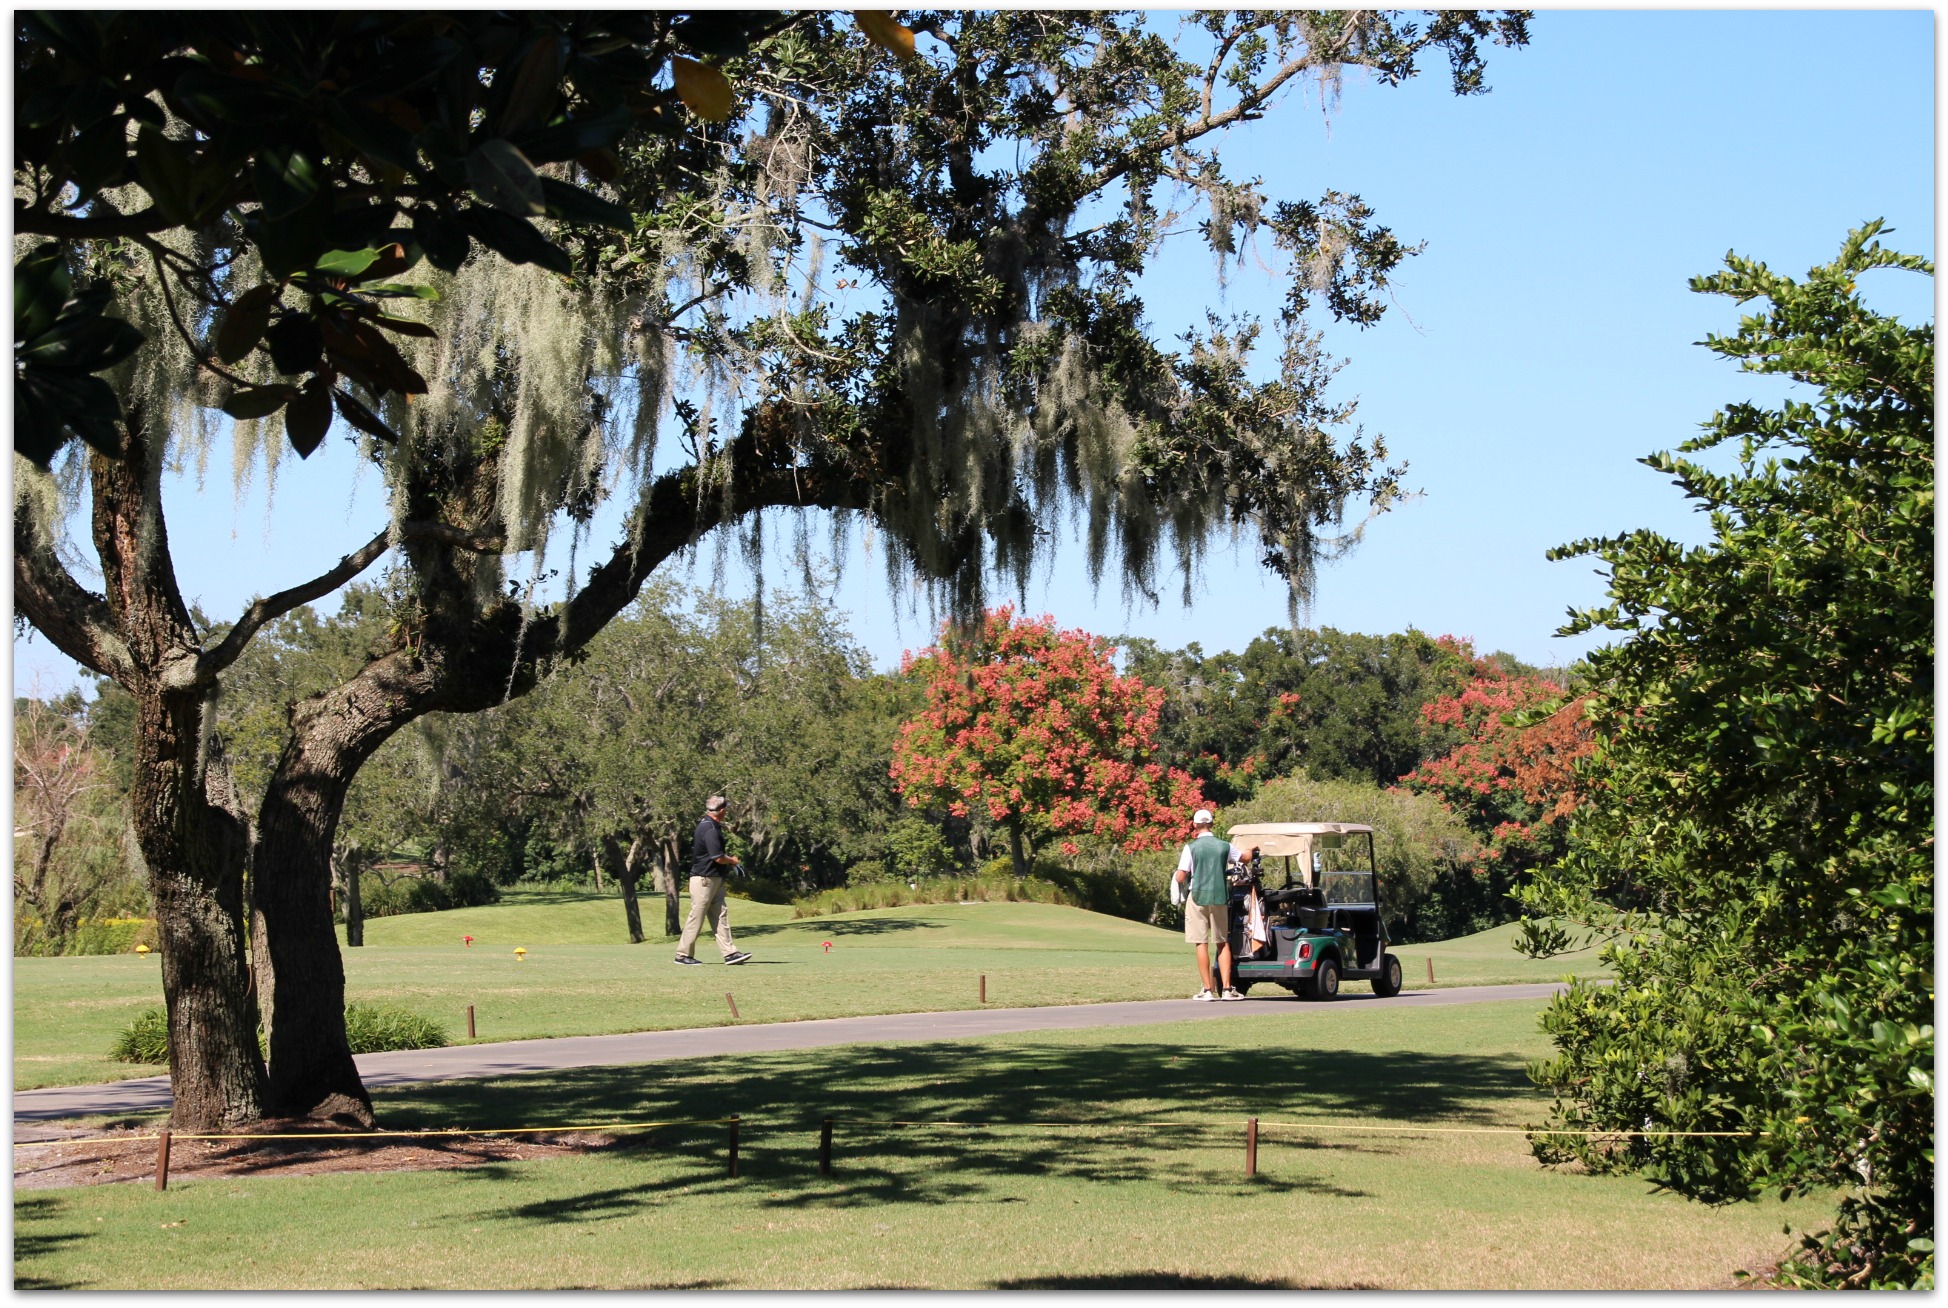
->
xmin=14 ymin=981 xmax=1569 ymax=1124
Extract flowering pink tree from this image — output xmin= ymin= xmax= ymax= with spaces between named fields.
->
xmin=891 ymin=608 xmax=1207 ymax=876
xmin=1400 ymin=642 xmax=1592 ymax=869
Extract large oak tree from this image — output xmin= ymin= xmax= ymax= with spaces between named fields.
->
xmin=15 ymin=10 xmax=1530 ymax=1126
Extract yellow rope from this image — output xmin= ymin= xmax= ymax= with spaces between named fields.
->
xmin=13 ymin=1117 xmax=734 ymax=1149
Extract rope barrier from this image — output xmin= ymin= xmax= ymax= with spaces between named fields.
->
xmin=12 ymin=1117 xmax=1765 ymax=1148
xmin=13 ymin=1117 xmax=734 ymax=1149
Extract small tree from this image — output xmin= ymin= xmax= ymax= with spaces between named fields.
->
xmin=1518 ymin=224 xmax=1933 ymax=1289
xmin=892 ymin=608 xmax=1206 ymax=876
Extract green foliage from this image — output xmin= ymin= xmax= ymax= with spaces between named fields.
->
xmin=357 ymin=870 xmax=499 ymax=920
xmin=1122 ymin=627 xmax=1488 ymax=793
xmin=341 ymin=1003 xmax=448 ymax=1054
xmin=792 ymin=872 xmax=1083 ymax=919
xmin=13 ymin=11 xmax=799 ymax=462
xmin=111 ymin=1001 xmax=446 ymax=1064
xmin=1221 ymin=770 xmax=1480 ymax=940
xmin=109 ymin=1007 xmax=170 ymax=1065
xmin=15 ymin=916 xmax=156 ymax=958
xmin=1520 ymin=224 xmax=1933 ymax=1289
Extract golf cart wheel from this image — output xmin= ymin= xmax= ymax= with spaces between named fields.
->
xmin=1371 ymin=952 xmax=1403 ymax=998
xmin=1310 ymin=957 xmax=1340 ymax=1001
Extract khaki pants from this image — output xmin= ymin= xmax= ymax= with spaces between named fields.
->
xmin=677 ymin=875 xmax=737 ymax=959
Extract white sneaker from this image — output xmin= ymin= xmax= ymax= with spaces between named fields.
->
xmin=1220 ymin=988 xmax=1245 ymax=1002
xmin=1192 ymin=989 xmax=1217 ymax=1002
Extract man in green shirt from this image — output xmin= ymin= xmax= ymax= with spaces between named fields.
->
xmin=1173 ymin=808 xmax=1242 ymax=1001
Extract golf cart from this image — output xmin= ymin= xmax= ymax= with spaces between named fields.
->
xmin=1221 ymin=822 xmax=1403 ymax=1000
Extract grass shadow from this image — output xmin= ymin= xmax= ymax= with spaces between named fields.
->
xmin=13 ymin=1195 xmax=92 ymax=1288
xmin=380 ymin=1038 xmax=1532 ymax=1222
xmin=997 ymin=1273 xmax=1380 ymax=1289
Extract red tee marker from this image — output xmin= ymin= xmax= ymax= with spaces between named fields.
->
xmin=463 ymin=935 xmax=474 ymax=947
xmin=821 ymin=941 xmax=832 ymax=953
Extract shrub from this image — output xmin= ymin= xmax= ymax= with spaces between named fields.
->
xmin=342 ymin=1003 xmax=448 ymax=1053
xmin=110 ymin=1007 xmax=170 ymax=1064
xmin=792 ymin=872 xmax=1081 ymax=918
xmin=110 ymin=1002 xmax=446 ymax=1064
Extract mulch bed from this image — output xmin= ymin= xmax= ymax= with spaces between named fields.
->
xmin=14 ymin=1121 xmax=629 ymax=1191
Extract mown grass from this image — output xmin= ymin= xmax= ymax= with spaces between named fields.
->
xmin=15 ymin=891 xmax=1607 ymax=1091
xmin=14 ymin=999 xmax=1816 ymax=1290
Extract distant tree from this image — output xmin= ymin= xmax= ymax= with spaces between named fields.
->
xmin=1400 ymin=654 xmax=1592 ymax=871
xmin=1519 ymin=225 xmax=1933 ymax=1289
xmin=1123 ymin=625 xmax=1483 ymax=795
xmin=12 ymin=695 xmax=143 ymax=949
xmin=892 ymin=608 xmax=1206 ymax=877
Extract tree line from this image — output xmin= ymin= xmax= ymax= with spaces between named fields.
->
xmin=24 ymin=594 xmax=1579 ymax=952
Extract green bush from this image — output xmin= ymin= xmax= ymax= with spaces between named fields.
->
xmin=358 ymin=869 xmax=500 ymax=919
xmin=343 ymin=1002 xmax=448 ymax=1053
xmin=792 ymin=872 xmax=1080 ymax=918
xmin=111 ymin=1002 xmax=447 ymax=1065
xmin=110 ymin=1007 xmax=170 ymax=1064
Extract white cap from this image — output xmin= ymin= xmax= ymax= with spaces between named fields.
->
xmin=1192 ymin=809 xmax=1214 ymax=825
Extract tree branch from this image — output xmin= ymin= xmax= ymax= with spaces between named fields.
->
xmin=200 ymin=528 xmax=393 ymax=678
xmin=13 ymin=514 xmax=137 ymax=685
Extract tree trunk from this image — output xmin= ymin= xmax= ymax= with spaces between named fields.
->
xmin=339 ymin=852 xmax=364 ymax=948
xmin=660 ymin=832 xmax=683 ymax=936
xmin=250 ymin=668 xmax=418 ymax=1124
xmin=1007 ymin=815 xmax=1028 ymax=879
xmin=602 ymin=833 xmax=645 ymax=944
xmin=89 ymin=422 xmax=266 ymax=1129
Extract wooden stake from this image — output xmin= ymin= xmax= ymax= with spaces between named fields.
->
xmin=818 ymin=1116 xmax=833 ymax=1176
xmin=979 ymin=974 xmax=986 ymax=1004
xmin=1245 ymin=1117 xmax=1258 ymax=1178
xmin=466 ymin=1004 xmax=476 ymax=1039
xmin=727 ymin=1115 xmax=740 ymax=1179
xmin=725 ymin=992 xmax=740 ymax=1019
xmin=1426 ymin=957 xmax=1435 ymax=985
xmin=154 ymin=1130 xmax=172 ymax=1191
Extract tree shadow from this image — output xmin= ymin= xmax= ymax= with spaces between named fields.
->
xmin=13 ymin=1195 xmax=92 ymax=1288
xmin=997 ymin=1273 xmax=1379 ymax=1290
xmin=735 ymin=918 xmax=948 ymax=939
xmin=378 ymin=1037 xmax=1533 ymax=1225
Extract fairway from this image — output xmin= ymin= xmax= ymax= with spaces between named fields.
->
xmin=14 ymin=892 xmax=1608 ymax=1091
xmin=13 ymin=998 xmax=1820 ymax=1290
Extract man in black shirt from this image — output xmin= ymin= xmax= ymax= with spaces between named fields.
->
xmin=675 ymin=794 xmax=752 ymax=966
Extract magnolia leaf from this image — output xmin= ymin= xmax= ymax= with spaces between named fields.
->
xmin=371 ymin=314 xmax=437 ymax=339
xmin=214 ymin=284 xmax=278 ymax=364
xmin=220 ymin=383 xmax=299 ymax=421
xmin=466 ymin=138 xmax=546 ymax=216
xmin=854 ymin=12 xmax=917 ymax=59
xmin=313 ymin=247 xmax=385 ymax=278
xmin=671 ymin=57 xmax=732 ymax=123
xmin=285 ymin=379 xmax=334 ymax=457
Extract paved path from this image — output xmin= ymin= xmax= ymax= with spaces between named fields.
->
xmin=14 ymin=982 xmax=1567 ymax=1123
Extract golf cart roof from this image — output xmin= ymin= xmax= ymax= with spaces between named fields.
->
xmin=1225 ymin=822 xmax=1374 ymax=857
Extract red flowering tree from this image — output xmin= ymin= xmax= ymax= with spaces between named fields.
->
xmin=891 ymin=608 xmax=1207 ymax=876
xmin=1400 ymin=643 xmax=1593 ymax=870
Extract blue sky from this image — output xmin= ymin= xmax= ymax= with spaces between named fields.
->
xmin=12 ymin=10 xmax=1935 ymax=698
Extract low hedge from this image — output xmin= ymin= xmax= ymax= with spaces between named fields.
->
xmin=791 ymin=872 xmax=1081 ymax=919
xmin=110 ymin=1002 xmax=449 ymax=1065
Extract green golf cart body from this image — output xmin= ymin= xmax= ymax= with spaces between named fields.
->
xmin=1222 ymin=822 xmax=1404 ymax=1000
